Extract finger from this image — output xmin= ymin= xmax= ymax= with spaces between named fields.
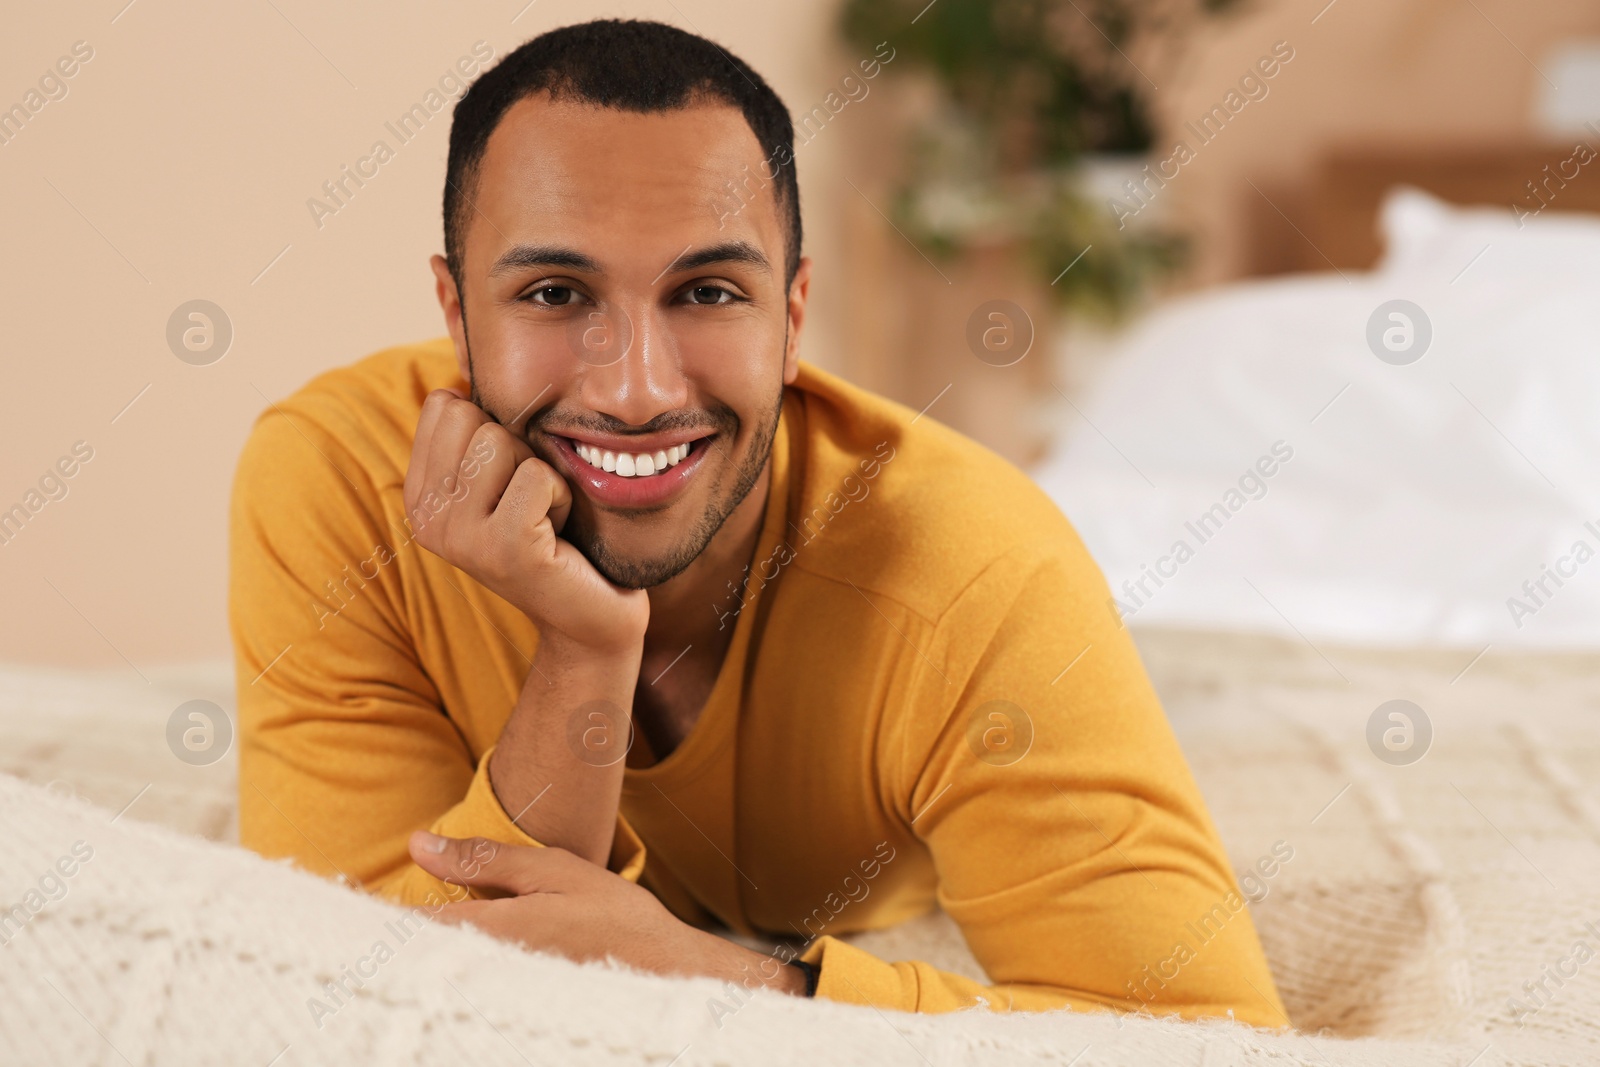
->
xmin=413 ymin=399 xmax=490 ymax=535
xmin=435 ymin=899 xmax=553 ymax=951
xmin=408 ymin=831 xmax=574 ymax=896
xmin=493 ymin=457 xmax=574 ymax=542
xmin=406 ymin=390 xmax=482 ymax=525
xmin=404 ymin=390 xmax=459 ymax=517
xmin=463 ymin=423 xmax=535 ymax=521
xmin=433 ymin=900 xmax=497 ymax=927
xmin=547 ymin=462 xmax=573 ymax=533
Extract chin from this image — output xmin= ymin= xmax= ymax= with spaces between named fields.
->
xmin=557 ymin=500 xmax=711 ymax=588
xmin=576 ymin=531 xmax=708 ymax=590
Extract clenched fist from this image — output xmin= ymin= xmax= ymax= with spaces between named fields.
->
xmin=402 ymin=387 xmax=648 ymax=656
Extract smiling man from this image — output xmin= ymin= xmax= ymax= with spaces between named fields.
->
xmin=229 ymin=19 xmax=1286 ymax=1026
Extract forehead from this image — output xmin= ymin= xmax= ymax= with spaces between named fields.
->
xmin=465 ymin=93 xmax=783 ymax=276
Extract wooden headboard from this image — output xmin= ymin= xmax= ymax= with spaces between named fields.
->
xmin=1246 ymin=141 xmax=1600 ymax=275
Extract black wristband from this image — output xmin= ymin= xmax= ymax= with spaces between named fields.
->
xmin=786 ymin=958 xmax=820 ymax=998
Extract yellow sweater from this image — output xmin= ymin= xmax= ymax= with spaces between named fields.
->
xmin=229 ymin=337 xmax=1287 ymax=1027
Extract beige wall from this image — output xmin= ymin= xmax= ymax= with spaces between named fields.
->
xmin=0 ymin=1 xmax=850 ymax=668
xmin=3 ymin=0 xmax=1595 ymax=667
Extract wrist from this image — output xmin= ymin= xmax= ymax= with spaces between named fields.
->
xmin=532 ymin=623 xmax=645 ymax=666
xmin=784 ymin=957 xmax=819 ymax=997
xmin=682 ymin=928 xmax=810 ymax=996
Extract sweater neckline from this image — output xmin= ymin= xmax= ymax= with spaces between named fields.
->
xmin=621 ymin=396 xmax=798 ymax=788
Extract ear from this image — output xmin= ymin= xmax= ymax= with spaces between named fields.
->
xmin=430 ymin=253 xmax=472 ymax=384
xmin=782 ymin=256 xmax=812 ymax=386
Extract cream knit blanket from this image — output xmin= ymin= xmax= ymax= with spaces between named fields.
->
xmin=2 ymin=628 xmax=1598 ymax=1065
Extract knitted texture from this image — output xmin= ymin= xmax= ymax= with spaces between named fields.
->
xmin=2 ymin=628 xmax=1598 ymax=1065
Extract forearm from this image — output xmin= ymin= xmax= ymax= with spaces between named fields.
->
xmin=488 ymin=632 xmax=641 ymax=866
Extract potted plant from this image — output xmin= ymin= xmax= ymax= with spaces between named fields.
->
xmin=839 ymin=0 xmax=1247 ymax=320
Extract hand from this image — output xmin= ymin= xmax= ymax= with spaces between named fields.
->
xmin=409 ymin=831 xmax=808 ymax=996
xmin=402 ymin=388 xmax=647 ymax=654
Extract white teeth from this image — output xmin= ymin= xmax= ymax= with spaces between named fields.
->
xmin=574 ymin=440 xmax=696 ymax=477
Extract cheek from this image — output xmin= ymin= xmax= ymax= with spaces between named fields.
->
xmin=677 ymin=312 xmax=786 ymax=422
xmin=473 ymin=323 xmax=583 ymax=421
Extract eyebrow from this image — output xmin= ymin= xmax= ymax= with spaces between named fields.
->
xmin=487 ymin=244 xmax=602 ymax=278
xmin=662 ymin=241 xmax=772 ymax=277
xmin=485 ymin=239 xmax=772 ymax=281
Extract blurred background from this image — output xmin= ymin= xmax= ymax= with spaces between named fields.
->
xmin=6 ymin=0 xmax=1600 ymax=671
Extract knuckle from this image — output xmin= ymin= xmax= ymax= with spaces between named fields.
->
xmin=442 ymin=397 xmax=482 ymax=425
xmin=453 ymin=836 xmax=494 ymax=872
xmin=408 ymin=505 xmax=433 ymax=539
xmin=510 ymin=458 xmax=552 ymax=499
xmin=471 ymin=838 xmax=499 ymax=868
xmin=470 ymin=421 xmax=504 ymax=450
xmin=441 ymin=522 xmax=473 ymax=563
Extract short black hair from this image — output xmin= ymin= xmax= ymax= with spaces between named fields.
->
xmin=443 ymin=19 xmax=802 ymax=292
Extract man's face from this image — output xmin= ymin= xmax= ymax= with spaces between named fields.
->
xmin=433 ymin=94 xmax=809 ymax=588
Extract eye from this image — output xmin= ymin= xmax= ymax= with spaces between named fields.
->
xmin=523 ymin=285 xmax=586 ymax=307
xmin=682 ymin=285 xmax=739 ymax=306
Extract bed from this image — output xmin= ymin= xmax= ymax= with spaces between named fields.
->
xmin=4 ymin=623 xmax=1600 ymax=1063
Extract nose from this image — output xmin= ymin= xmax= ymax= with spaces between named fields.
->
xmin=576 ymin=300 xmax=689 ymax=427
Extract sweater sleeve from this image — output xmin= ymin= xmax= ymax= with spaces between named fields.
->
xmin=799 ymin=540 xmax=1288 ymax=1028
xmin=228 ymin=405 xmax=645 ymax=907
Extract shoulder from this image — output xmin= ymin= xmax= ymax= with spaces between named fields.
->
xmin=233 ymin=337 xmax=462 ymax=498
xmin=785 ymin=363 xmax=1098 ymax=626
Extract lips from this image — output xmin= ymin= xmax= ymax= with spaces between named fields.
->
xmin=550 ymin=434 xmax=713 ymax=509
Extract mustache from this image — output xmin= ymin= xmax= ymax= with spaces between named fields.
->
xmin=527 ymin=403 xmax=739 ymax=440
xmin=465 ymin=377 xmax=740 ymax=440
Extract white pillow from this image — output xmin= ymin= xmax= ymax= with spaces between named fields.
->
xmin=1031 ymin=193 xmax=1600 ymax=648
xmin=1376 ymin=184 xmax=1600 ymax=279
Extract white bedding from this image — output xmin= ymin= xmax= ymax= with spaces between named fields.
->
xmin=4 ymin=633 xmax=1600 ymax=1065
xmin=1032 ymin=188 xmax=1600 ymax=648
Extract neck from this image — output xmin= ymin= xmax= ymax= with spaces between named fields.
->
xmin=643 ymin=462 xmax=772 ymax=654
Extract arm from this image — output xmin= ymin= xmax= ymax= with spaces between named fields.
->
xmin=483 ymin=639 xmax=637 ymax=867
xmin=401 ymin=387 xmax=647 ymax=867
xmin=230 ymin=396 xmax=645 ymax=906
xmin=798 ymin=541 xmax=1289 ymax=1028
